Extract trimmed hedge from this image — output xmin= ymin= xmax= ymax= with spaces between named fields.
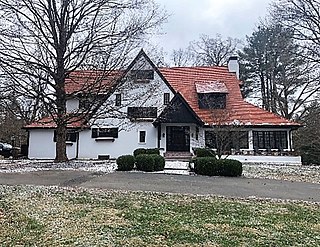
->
xmin=218 ymin=159 xmax=243 ymax=177
xmin=116 ymin=155 xmax=135 ymax=171
xmin=133 ymin=148 xmax=160 ymax=157
xmin=150 ymin=154 xmax=165 ymax=171
xmin=193 ymin=157 xmax=242 ymax=177
xmin=145 ymin=148 xmax=160 ymax=155
xmin=194 ymin=148 xmax=216 ymax=157
xmin=133 ymin=148 xmax=146 ymax=157
xmin=135 ymin=154 xmax=155 ymax=172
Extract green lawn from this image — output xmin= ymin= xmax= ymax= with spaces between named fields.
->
xmin=0 ymin=185 xmax=319 ymax=246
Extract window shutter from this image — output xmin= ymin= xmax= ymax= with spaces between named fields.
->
xmin=91 ymin=128 xmax=98 ymax=138
xmin=53 ymin=130 xmax=57 ymax=142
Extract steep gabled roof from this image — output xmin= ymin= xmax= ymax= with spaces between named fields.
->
xmin=26 ymin=51 xmax=300 ymax=129
xmin=159 ymin=66 xmax=300 ymax=127
xmin=154 ymin=92 xmax=203 ymax=126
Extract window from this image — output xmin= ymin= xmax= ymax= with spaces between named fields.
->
xmin=53 ymin=130 xmax=78 ymax=142
xmin=127 ymin=107 xmax=157 ymax=119
xmin=79 ymin=98 xmax=91 ymax=110
xmin=195 ymin=127 xmax=199 ymax=141
xmin=164 ymin=93 xmax=170 ymax=105
xmin=205 ymin=131 xmax=248 ymax=150
xmin=79 ymin=95 xmax=105 ymax=110
xmin=131 ymin=70 xmax=154 ymax=82
xmin=139 ymin=131 xmax=146 ymax=143
xmin=253 ymin=131 xmax=288 ymax=149
xmin=198 ymin=93 xmax=227 ymax=109
xmin=91 ymin=128 xmax=119 ymax=138
xmin=115 ymin=94 xmax=121 ymax=106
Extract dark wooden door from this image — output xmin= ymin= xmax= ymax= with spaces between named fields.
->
xmin=166 ymin=126 xmax=190 ymax=151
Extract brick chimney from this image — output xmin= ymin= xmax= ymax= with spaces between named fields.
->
xmin=228 ymin=56 xmax=239 ymax=79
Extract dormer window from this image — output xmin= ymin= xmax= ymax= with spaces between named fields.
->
xmin=131 ymin=69 xmax=154 ymax=82
xmin=198 ymin=93 xmax=227 ymax=109
xmin=195 ymin=81 xmax=228 ymax=109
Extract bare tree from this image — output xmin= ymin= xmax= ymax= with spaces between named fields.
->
xmin=189 ymin=34 xmax=241 ymax=66
xmin=0 ymin=0 xmax=167 ymax=162
xmin=205 ymin=112 xmax=248 ymax=159
xmin=171 ymin=34 xmax=241 ymax=67
xmin=171 ymin=48 xmax=193 ymax=67
xmin=272 ymin=0 xmax=320 ymax=63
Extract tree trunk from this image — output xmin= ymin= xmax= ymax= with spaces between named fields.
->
xmin=55 ymin=121 xmax=67 ymax=162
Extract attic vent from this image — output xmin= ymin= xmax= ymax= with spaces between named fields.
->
xmin=195 ymin=81 xmax=228 ymax=109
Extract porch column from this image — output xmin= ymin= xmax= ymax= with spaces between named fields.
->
xmin=248 ymin=130 xmax=254 ymax=150
xmin=288 ymin=130 xmax=293 ymax=151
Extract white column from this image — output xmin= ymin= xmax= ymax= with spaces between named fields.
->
xmin=248 ymin=130 xmax=254 ymax=150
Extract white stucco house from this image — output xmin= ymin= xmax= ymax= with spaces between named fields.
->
xmin=25 ymin=50 xmax=301 ymax=162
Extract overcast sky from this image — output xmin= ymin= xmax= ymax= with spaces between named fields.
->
xmin=151 ymin=0 xmax=273 ymax=56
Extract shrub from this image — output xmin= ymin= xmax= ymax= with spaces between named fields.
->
xmin=133 ymin=148 xmax=146 ymax=157
xmin=150 ymin=154 xmax=165 ymax=171
xmin=145 ymin=148 xmax=160 ymax=155
xmin=218 ymin=159 xmax=242 ymax=177
xmin=193 ymin=157 xmax=218 ymax=176
xmin=194 ymin=148 xmax=216 ymax=158
xmin=193 ymin=158 xmax=242 ymax=177
xmin=116 ymin=155 xmax=135 ymax=171
xmin=300 ymin=146 xmax=320 ymax=165
xmin=135 ymin=154 xmax=155 ymax=172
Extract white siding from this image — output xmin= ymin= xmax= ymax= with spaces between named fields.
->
xmin=66 ymin=99 xmax=79 ymax=112
xmin=78 ymin=121 xmax=158 ymax=159
xmin=28 ymin=129 xmax=77 ymax=159
xmin=28 ymin=129 xmax=55 ymax=159
xmin=77 ymin=55 xmax=175 ymax=158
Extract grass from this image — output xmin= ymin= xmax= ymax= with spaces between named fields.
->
xmin=0 ymin=185 xmax=319 ymax=246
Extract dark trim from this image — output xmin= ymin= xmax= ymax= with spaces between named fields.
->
xmin=154 ymin=92 xmax=204 ymax=126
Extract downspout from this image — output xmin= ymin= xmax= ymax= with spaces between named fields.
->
xmin=157 ymin=125 xmax=161 ymax=149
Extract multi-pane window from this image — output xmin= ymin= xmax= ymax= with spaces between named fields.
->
xmin=115 ymin=94 xmax=121 ymax=106
xmin=139 ymin=131 xmax=146 ymax=143
xmin=127 ymin=107 xmax=157 ymax=119
xmin=205 ymin=131 xmax=249 ymax=150
xmin=198 ymin=93 xmax=227 ymax=109
xmin=91 ymin=128 xmax=119 ymax=138
xmin=53 ymin=130 xmax=78 ymax=142
xmin=164 ymin=93 xmax=170 ymax=105
xmin=253 ymin=131 xmax=288 ymax=149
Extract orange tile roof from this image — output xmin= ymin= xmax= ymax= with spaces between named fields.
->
xmin=65 ymin=70 xmax=122 ymax=95
xmin=27 ymin=64 xmax=299 ymax=129
xmin=159 ymin=66 xmax=299 ymax=126
xmin=24 ymin=116 xmax=87 ymax=129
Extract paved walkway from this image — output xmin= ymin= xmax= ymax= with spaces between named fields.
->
xmin=0 ymin=170 xmax=319 ymax=202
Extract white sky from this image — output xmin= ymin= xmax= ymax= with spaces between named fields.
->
xmin=151 ymin=0 xmax=273 ymax=56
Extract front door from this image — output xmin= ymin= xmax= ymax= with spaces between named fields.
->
xmin=166 ymin=126 xmax=190 ymax=151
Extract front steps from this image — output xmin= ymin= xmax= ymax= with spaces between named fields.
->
xmin=164 ymin=151 xmax=193 ymax=161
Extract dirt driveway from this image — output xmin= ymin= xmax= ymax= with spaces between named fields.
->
xmin=0 ymin=170 xmax=319 ymax=202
